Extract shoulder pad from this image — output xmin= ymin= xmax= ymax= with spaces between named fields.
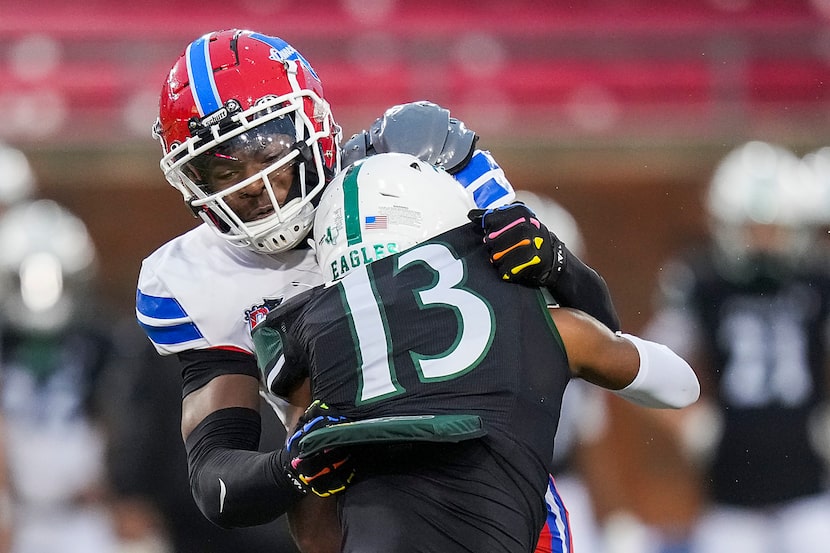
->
xmin=342 ymin=101 xmax=477 ymax=173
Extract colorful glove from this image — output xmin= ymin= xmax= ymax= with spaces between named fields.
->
xmin=468 ymin=202 xmax=566 ymax=286
xmin=280 ymin=400 xmax=356 ymax=498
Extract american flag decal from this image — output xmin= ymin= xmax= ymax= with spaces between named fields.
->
xmin=365 ymin=215 xmax=388 ymax=229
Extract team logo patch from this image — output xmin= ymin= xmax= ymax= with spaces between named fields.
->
xmin=245 ymin=297 xmax=284 ymax=331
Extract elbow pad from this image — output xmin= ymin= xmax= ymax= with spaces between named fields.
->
xmin=613 ymin=333 xmax=700 ymax=409
xmin=185 ymin=407 xmax=304 ymax=528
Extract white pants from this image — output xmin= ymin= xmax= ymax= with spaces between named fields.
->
xmin=12 ymin=506 xmax=118 ymax=553
xmin=691 ymin=493 xmax=830 ymax=553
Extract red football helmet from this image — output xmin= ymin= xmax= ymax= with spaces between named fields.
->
xmin=153 ymin=29 xmax=341 ymax=253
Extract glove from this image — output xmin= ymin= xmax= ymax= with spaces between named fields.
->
xmin=468 ymin=202 xmax=565 ymax=286
xmin=279 ymin=400 xmax=356 ymax=498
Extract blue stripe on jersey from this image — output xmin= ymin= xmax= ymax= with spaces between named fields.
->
xmin=472 ymin=179 xmax=512 ymax=209
xmin=453 ymin=150 xmax=513 ymax=208
xmin=545 ymin=477 xmax=573 ymax=553
xmin=136 ymin=290 xmax=203 ymax=346
xmin=248 ymin=33 xmax=320 ymax=82
xmin=136 ymin=290 xmax=188 ymax=319
xmin=137 ymin=320 xmax=203 ymax=345
xmin=186 ymin=34 xmax=221 ymax=116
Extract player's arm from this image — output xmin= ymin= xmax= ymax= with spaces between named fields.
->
xmin=550 ymin=307 xmax=700 ymax=409
xmin=179 ymin=349 xmax=308 ymax=528
xmin=470 ymin=204 xmax=621 ymax=331
xmin=136 ymin=277 xmax=348 ymax=534
xmin=347 ymin=100 xmax=621 ymax=331
xmin=179 ymin=350 xmax=350 ymax=532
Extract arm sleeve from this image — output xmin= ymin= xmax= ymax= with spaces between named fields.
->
xmin=549 ymin=244 xmax=622 ymax=332
xmin=613 ymin=333 xmax=701 ymax=409
xmin=178 ymin=348 xmax=260 ymax=398
xmin=184 ymin=407 xmax=304 ymax=528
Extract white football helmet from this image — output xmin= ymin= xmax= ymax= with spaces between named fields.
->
xmin=0 ymin=144 xmax=36 ymax=211
xmin=799 ymin=146 xmax=830 ymax=226
xmin=706 ymin=140 xmax=816 ymax=267
xmin=0 ymin=200 xmax=97 ymax=334
xmin=313 ymin=152 xmax=477 ymax=282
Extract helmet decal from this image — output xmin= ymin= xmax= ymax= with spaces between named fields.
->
xmin=249 ymin=32 xmax=321 ymax=82
xmin=341 ymin=162 xmax=363 ymax=246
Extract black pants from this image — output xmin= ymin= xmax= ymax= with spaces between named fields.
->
xmin=338 ymin=440 xmax=544 ymax=553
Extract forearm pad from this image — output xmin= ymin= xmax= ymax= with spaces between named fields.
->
xmin=614 ymin=334 xmax=701 ymax=409
xmin=549 ymin=243 xmax=621 ymax=332
xmin=185 ymin=407 xmax=305 ymax=528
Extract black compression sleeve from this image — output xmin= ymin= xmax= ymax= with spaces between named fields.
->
xmin=178 ymin=348 xmax=259 ymax=398
xmin=550 ymin=243 xmax=622 ymax=332
xmin=185 ymin=407 xmax=304 ymax=528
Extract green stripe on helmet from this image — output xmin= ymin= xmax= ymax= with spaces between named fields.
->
xmin=343 ymin=161 xmax=363 ymax=246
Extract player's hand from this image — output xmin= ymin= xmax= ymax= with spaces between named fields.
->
xmin=468 ymin=202 xmax=565 ymax=286
xmin=280 ymin=400 xmax=356 ymax=498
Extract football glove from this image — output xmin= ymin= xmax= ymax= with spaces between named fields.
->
xmin=468 ymin=202 xmax=565 ymax=286
xmin=279 ymin=400 xmax=356 ymax=498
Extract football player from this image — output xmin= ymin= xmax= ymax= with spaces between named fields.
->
xmin=251 ymin=152 xmax=699 ymax=552
xmin=0 ymin=200 xmax=116 ymax=552
xmin=645 ymin=141 xmax=830 ymax=553
xmin=135 ymin=29 xmax=620 ymax=552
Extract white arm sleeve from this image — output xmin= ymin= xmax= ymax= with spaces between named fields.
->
xmin=613 ymin=333 xmax=700 ymax=409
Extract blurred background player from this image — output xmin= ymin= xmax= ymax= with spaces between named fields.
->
xmin=644 ymin=140 xmax=830 ymax=553
xmin=0 ymin=142 xmax=34 ymax=553
xmin=0 ymin=144 xmax=36 ymax=217
xmin=0 ymin=199 xmax=120 ymax=553
xmin=801 ymin=146 xmax=830 ymax=244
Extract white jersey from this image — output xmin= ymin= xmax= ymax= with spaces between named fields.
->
xmin=136 ymin=223 xmax=322 ymax=356
xmin=136 ymin=224 xmax=323 ymax=426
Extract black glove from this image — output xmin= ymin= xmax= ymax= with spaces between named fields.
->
xmin=342 ymin=101 xmax=478 ymax=172
xmin=279 ymin=400 xmax=356 ymax=498
xmin=468 ymin=202 xmax=565 ymax=286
